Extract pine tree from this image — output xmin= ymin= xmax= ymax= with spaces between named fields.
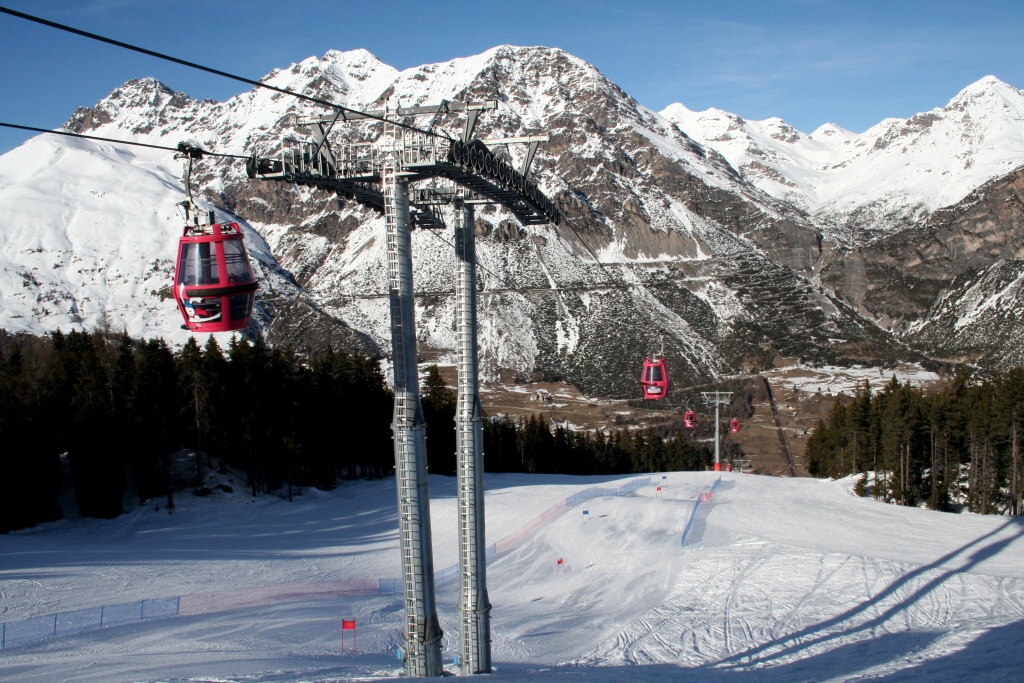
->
xmin=421 ymin=365 xmax=456 ymax=476
xmin=177 ymin=337 xmax=209 ymax=488
xmin=0 ymin=336 xmax=62 ymax=531
xmin=131 ymin=338 xmax=178 ymax=510
xmin=64 ymin=331 xmax=125 ymax=518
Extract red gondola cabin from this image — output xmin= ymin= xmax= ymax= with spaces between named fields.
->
xmin=641 ymin=356 xmax=669 ymax=400
xmin=730 ymin=418 xmax=741 ymax=433
xmin=684 ymin=410 xmax=697 ymax=429
xmin=173 ymin=222 xmax=258 ymax=332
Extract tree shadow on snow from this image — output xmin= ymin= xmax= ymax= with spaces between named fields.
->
xmin=714 ymin=516 xmax=1024 ymax=671
xmin=497 ymin=619 xmax=1024 ymax=680
xmin=494 ymin=629 xmax=943 ymax=681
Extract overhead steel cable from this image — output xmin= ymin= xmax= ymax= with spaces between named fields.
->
xmin=0 ymin=121 xmax=248 ymax=159
xmin=261 ymin=278 xmax=696 ymax=304
xmin=0 ymin=5 xmax=440 ymax=139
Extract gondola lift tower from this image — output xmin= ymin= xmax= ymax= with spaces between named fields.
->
xmin=246 ymin=100 xmax=560 ymax=677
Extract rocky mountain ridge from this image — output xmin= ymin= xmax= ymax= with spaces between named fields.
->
xmin=1 ymin=46 xmax=1022 ymax=397
xmin=662 ymin=76 xmax=1024 ymax=241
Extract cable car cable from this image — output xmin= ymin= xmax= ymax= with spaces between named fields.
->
xmin=0 ymin=121 xmax=248 ymax=159
xmin=0 ymin=5 xmax=441 ymax=139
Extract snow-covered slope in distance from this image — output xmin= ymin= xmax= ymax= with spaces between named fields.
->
xmin=663 ymin=76 xmax=1024 ymax=241
xmin=0 ymin=132 xmax=297 ymax=345
xmin=2 ymin=471 xmax=1024 ymax=682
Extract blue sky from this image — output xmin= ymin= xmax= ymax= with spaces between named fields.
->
xmin=2 ymin=0 xmax=1023 ymax=155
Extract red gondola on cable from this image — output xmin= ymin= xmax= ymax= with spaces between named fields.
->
xmin=684 ymin=410 xmax=697 ymax=429
xmin=641 ymin=355 xmax=669 ymax=399
xmin=730 ymin=418 xmax=741 ymax=433
xmin=173 ymin=221 xmax=258 ymax=332
xmin=172 ymin=141 xmax=258 ymax=333
xmin=641 ymin=335 xmax=669 ymax=400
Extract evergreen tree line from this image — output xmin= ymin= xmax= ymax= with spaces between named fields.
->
xmin=805 ymin=370 xmax=1024 ymax=514
xmin=1 ymin=331 xmax=718 ymax=534
xmin=418 ymin=365 xmax=716 ymax=477
xmin=482 ymin=413 xmax=713 ymax=476
xmin=0 ymin=329 xmax=393 ymax=532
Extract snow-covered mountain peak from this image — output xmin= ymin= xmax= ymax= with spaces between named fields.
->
xmin=65 ymin=78 xmax=200 ymax=145
xmin=660 ymin=104 xmax=745 ymax=135
xmin=4 ymin=44 xmax=1023 ymax=382
xmin=947 ymin=74 xmax=1021 ymax=110
xmin=665 ymin=73 xmax=1024 ymax=238
xmin=77 ymin=77 xmax=186 ymax=117
xmin=254 ymin=49 xmax=398 ymax=108
xmin=760 ymin=117 xmax=802 ymax=144
xmin=807 ymin=122 xmax=855 ymax=141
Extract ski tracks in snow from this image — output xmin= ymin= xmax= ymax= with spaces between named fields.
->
xmin=575 ymin=518 xmax=1024 ymax=676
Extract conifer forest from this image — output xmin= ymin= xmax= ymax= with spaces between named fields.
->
xmin=4 ymin=327 xmax=1023 ymax=534
xmin=805 ymin=370 xmax=1024 ymax=514
xmin=0 ymin=330 xmax=713 ymax=533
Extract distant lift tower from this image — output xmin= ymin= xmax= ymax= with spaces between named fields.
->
xmin=246 ymin=101 xmax=559 ymax=676
xmin=702 ymin=391 xmax=734 ymax=471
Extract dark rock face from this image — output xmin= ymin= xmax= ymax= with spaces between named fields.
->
xmin=819 ymin=165 xmax=1024 ymax=348
xmin=904 ymin=259 xmax=1024 ymax=369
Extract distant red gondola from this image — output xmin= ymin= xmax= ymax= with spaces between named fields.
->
xmin=684 ymin=410 xmax=697 ymax=429
xmin=730 ymin=418 xmax=741 ymax=433
xmin=173 ymin=222 xmax=258 ymax=332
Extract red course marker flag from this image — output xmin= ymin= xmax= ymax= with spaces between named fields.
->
xmin=341 ymin=619 xmax=356 ymax=652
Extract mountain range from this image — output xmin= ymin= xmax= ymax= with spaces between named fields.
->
xmin=2 ymin=46 xmax=1022 ymax=396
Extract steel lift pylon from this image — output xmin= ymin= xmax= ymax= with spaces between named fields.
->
xmin=702 ymin=391 xmax=734 ymax=471
xmin=454 ymin=197 xmax=491 ymax=673
xmin=383 ymin=149 xmax=444 ymax=675
xmin=246 ymin=102 xmax=559 ymax=677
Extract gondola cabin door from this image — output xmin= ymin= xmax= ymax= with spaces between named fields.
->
xmin=173 ymin=222 xmax=258 ymax=332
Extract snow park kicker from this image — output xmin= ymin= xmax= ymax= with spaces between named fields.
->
xmin=2 ymin=471 xmax=1024 ymax=681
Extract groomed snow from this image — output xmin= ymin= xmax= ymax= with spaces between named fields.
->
xmin=3 ymin=470 xmax=1023 ymax=682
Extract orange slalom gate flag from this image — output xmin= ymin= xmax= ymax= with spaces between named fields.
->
xmin=342 ymin=619 xmax=356 ymax=630
xmin=557 ymin=557 xmax=563 ymax=565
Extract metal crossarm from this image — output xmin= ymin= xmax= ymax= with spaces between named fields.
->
xmin=246 ymin=111 xmax=561 ymax=226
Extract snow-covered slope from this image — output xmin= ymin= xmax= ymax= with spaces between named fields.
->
xmin=663 ymin=76 xmax=1024 ymax=241
xmin=2 ymin=471 xmax=1023 ymax=682
xmin=0 ymin=131 xmax=296 ymax=345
